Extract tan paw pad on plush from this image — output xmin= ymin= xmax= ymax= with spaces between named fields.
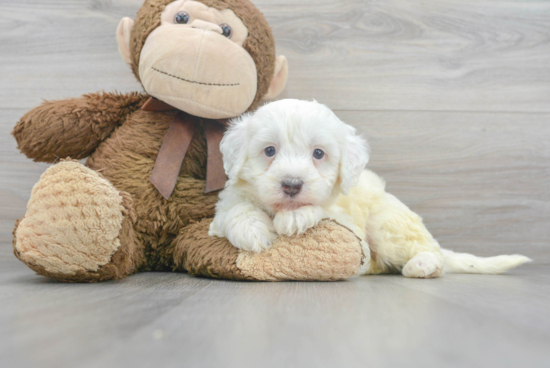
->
xmin=236 ymin=220 xmax=363 ymax=281
xmin=14 ymin=161 xmax=125 ymax=276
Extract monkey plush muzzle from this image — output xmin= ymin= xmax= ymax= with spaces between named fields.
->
xmin=138 ymin=24 xmax=257 ymax=119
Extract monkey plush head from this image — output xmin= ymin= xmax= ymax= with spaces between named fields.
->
xmin=116 ymin=0 xmax=288 ymax=119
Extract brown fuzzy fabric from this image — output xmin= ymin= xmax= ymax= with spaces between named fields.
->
xmin=170 ymin=218 xmax=251 ymax=280
xmin=85 ymin=108 xmax=220 ymax=271
xmin=12 ymin=92 xmax=146 ymax=163
xmin=130 ymin=0 xmax=275 ymax=111
xmin=170 ymin=219 xmax=363 ymax=281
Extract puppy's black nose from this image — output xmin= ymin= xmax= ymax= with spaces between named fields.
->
xmin=282 ymin=178 xmax=303 ymax=197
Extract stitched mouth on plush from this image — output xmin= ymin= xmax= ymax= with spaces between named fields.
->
xmin=152 ymin=67 xmax=241 ymax=87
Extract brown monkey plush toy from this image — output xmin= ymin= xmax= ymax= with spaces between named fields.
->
xmin=12 ymin=0 xmax=366 ymax=282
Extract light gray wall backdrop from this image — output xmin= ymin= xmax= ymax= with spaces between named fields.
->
xmin=1 ymin=0 xmax=549 ymax=261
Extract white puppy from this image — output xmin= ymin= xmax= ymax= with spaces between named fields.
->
xmin=209 ymin=99 xmax=531 ymax=278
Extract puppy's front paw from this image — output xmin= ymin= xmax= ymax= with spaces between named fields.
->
xmin=230 ymin=218 xmax=277 ymax=253
xmin=273 ymin=206 xmax=324 ymax=236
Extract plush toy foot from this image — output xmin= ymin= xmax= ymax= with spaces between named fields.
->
xmin=402 ymin=252 xmax=444 ymax=278
xmin=13 ymin=160 xmax=143 ymax=282
xmin=173 ymin=219 xmax=366 ymax=281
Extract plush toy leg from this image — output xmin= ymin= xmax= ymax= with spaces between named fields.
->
xmin=13 ymin=161 xmax=145 ymax=282
xmin=171 ymin=218 xmax=366 ymax=281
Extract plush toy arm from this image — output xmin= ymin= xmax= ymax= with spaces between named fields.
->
xmin=173 ymin=218 xmax=365 ymax=281
xmin=12 ymin=91 xmax=147 ymax=163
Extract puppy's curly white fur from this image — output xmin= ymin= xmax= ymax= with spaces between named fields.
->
xmin=209 ymin=99 xmax=531 ymax=277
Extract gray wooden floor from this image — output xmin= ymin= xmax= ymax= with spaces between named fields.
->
xmin=1 ymin=0 xmax=549 ymax=367
xmin=1 ymin=256 xmax=550 ymax=368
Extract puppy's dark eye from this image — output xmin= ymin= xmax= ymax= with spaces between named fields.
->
xmin=174 ymin=12 xmax=190 ymax=24
xmin=264 ymin=146 xmax=276 ymax=157
xmin=313 ymin=149 xmax=325 ymax=159
xmin=220 ymin=23 xmax=232 ymax=38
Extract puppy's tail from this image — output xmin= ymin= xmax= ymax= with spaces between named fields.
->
xmin=442 ymin=249 xmax=532 ymax=274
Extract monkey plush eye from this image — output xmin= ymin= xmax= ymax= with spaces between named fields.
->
xmin=220 ymin=23 xmax=232 ymax=38
xmin=264 ymin=146 xmax=276 ymax=157
xmin=174 ymin=12 xmax=190 ymax=24
xmin=313 ymin=149 xmax=325 ymax=159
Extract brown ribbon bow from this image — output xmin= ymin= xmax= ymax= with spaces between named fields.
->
xmin=141 ymin=97 xmax=230 ymax=199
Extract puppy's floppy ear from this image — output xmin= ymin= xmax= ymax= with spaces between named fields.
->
xmin=339 ymin=125 xmax=369 ymax=195
xmin=220 ymin=114 xmax=251 ymax=187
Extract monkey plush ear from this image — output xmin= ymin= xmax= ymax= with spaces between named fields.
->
xmin=116 ymin=17 xmax=134 ymax=65
xmin=262 ymin=55 xmax=289 ymax=101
